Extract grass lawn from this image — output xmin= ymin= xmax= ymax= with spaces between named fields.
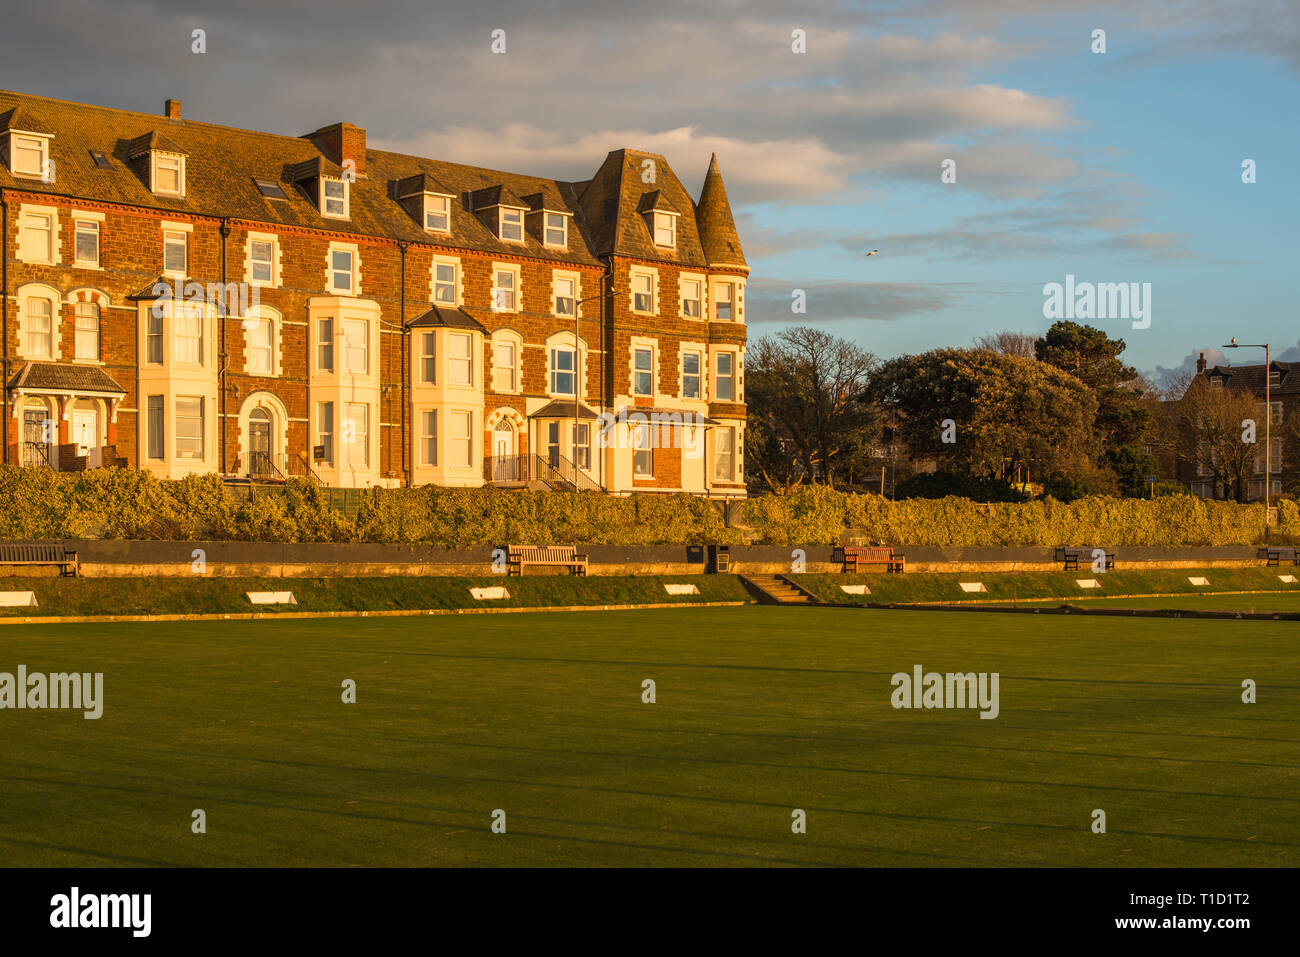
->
xmin=1 ymin=605 xmax=1295 ymax=867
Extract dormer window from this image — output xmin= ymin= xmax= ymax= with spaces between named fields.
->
xmin=10 ymin=133 xmax=49 ymax=178
xmin=424 ymin=194 xmax=451 ymax=232
xmin=653 ymin=211 xmax=677 ymax=248
xmin=500 ymin=208 xmax=524 ymax=242
xmin=152 ymin=153 xmax=184 ymax=195
xmin=321 ymin=178 xmax=348 ymax=218
xmin=544 ymin=212 xmax=567 ymax=247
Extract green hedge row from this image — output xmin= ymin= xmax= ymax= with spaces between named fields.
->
xmin=0 ymin=467 xmax=1294 ymax=546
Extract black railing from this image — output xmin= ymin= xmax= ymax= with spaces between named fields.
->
xmin=19 ymin=442 xmax=52 ymax=468
xmin=287 ymin=451 xmax=326 ymax=487
xmin=532 ymin=451 xmax=601 ymax=492
xmin=484 ymin=454 xmax=528 ymax=484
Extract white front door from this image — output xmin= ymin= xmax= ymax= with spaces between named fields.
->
xmin=72 ymin=410 xmax=98 ymax=455
xmin=493 ymin=424 xmax=516 ymax=480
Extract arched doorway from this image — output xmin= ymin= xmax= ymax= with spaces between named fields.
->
xmin=248 ymin=407 xmax=274 ymax=477
xmin=492 ymin=419 xmax=517 ymax=481
xmin=21 ymin=398 xmax=54 ymax=467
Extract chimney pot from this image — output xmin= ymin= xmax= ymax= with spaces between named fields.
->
xmin=164 ymin=98 xmax=182 ymax=120
xmin=1196 ymin=352 xmax=1207 ymax=374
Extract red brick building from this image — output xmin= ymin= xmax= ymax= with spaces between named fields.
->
xmin=0 ymin=91 xmax=748 ymax=497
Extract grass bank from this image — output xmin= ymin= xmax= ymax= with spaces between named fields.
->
xmin=0 ymin=574 xmax=751 ymax=619
xmin=793 ymin=567 xmax=1300 ymax=606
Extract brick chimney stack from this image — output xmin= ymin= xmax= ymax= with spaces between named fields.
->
xmin=164 ymin=99 xmax=182 ymax=120
xmin=1196 ymin=352 xmax=1207 ymax=374
xmin=306 ymin=122 xmax=366 ymax=177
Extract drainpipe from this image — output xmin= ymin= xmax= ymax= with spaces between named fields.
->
xmin=1 ymin=188 xmax=8 ymax=465
xmin=218 ymin=218 xmax=231 ymax=475
xmin=398 ymin=240 xmax=410 ymax=486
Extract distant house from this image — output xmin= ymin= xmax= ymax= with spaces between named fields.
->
xmin=1180 ymin=352 xmax=1297 ymax=500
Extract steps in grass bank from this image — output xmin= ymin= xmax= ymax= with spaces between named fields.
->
xmin=742 ymin=574 xmax=819 ymax=605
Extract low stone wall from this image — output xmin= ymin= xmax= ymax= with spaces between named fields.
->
xmin=0 ymin=540 xmax=1269 ymax=578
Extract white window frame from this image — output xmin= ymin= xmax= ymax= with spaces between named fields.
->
xmin=316 ymin=318 xmax=334 ymax=373
xmin=321 ymin=177 xmax=349 ymax=219
xmin=679 ymin=274 xmax=704 ymax=319
xmin=73 ymin=218 xmax=101 ymax=267
xmin=492 ymin=332 xmax=521 ymax=394
xmin=421 ymin=410 xmax=438 ymax=466
xmin=713 ymin=281 xmax=735 ymax=321
xmin=492 ymin=263 xmax=520 ymax=313
xmin=714 ymin=351 xmax=737 ymax=402
xmin=653 ymin=211 xmax=677 ymax=248
xmin=246 ymin=232 xmax=280 ymax=287
xmin=175 ymin=395 xmax=204 ymax=459
xmin=18 ymin=208 xmax=57 ymax=264
xmin=633 ymin=423 xmax=653 ymax=477
xmin=499 ymin=207 xmax=524 ymax=243
xmin=424 ymin=193 xmax=451 ymax=233
xmin=419 ymin=331 xmax=437 ymax=385
xmin=633 ymin=347 xmax=655 ymax=397
xmin=22 ymin=295 xmax=55 ymax=359
xmin=630 ymin=268 xmax=656 ymax=315
xmin=151 ymin=153 xmax=185 ymax=196
xmin=327 ymin=243 xmax=360 ymax=295
xmin=543 ymin=212 xmax=567 ymax=248
xmin=316 ymin=401 xmax=335 ymax=465
xmin=245 ymin=315 xmax=276 ymax=376
xmin=682 ymin=349 xmax=702 ymax=399
xmin=342 ymin=317 xmax=369 ymax=374
xmin=9 ymin=133 xmax=49 ymax=178
xmin=549 ymin=345 xmax=579 ymax=397
xmin=74 ymin=300 xmax=101 ymax=362
xmin=344 ymin=402 xmax=369 ymax=467
xmin=449 ymin=410 xmax=474 ymax=468
xmin=448 ymin=332 xmax=474 ymax=387
xmin=431 ymin=256 xmax=460 ymax=305
xmin=163 ymin=229 xmax=188 ymax=276
xmin=174 ymin=306 xmax=204 ymax=366
xmin=553 ymin=271 xmax=579 ymax=317
xmin=714 ymin=427 xmax=736 ymax=482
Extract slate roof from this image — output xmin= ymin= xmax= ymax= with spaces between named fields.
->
xmin=7 ymin=362 xmax=127 ymax=395
xmin=1202 ymin=362 xmax=1300 ymax=397
xmin=532 ymin=399 xmax=601 ymax=420
xmin=0 ymin=90 xmax=746 ymax=273
xmin=405 ymin=305 xmax=488 ymax=332
xmin=695 ymin=153 xmax=747 ymax=268
xmin=613 ymin=406 xmax=720 ymax=425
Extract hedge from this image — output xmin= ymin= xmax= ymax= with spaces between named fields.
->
xmin=0 ymin=466 xmax=1294 ymax=547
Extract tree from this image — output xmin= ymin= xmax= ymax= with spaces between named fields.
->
xmin=973 ymin=329 xmax=1037 ymax=358
xmin=745 ymin=327 xmax=877 ymax=489
xmin=1035 ymin=320 xmax=1154 ymax=490
xmin=871 ymin=347 xmax=1098 ymax=485
xmin=1165 ymin=377 xmax=1260 ymax=502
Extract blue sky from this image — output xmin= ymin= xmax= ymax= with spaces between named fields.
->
xmin=2 ymin=0 xmax=1295 ymax=381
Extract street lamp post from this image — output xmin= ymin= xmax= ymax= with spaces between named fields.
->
xmin=1221 ymin=338 xmax=1272 ymax=531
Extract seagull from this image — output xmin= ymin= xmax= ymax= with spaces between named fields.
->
xmin=865 ymin=249 xmax=878 ymax=257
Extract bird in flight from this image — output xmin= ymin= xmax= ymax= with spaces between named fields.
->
xmin=865 ymin=249 xmax=878 ymax=257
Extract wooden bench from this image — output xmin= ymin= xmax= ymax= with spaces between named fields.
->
xmin=840 ymin=545 xmax=904 ymax=574
xmin=0 ymin=542 xmax=78 ymax=577
xmin=506 ymin=544 xmax=588 ymax=576
xmin=1258 ymin=547 xmax=1300 ymax=567
xmin=1054 ymin=546 xmax=1115 ymax=572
